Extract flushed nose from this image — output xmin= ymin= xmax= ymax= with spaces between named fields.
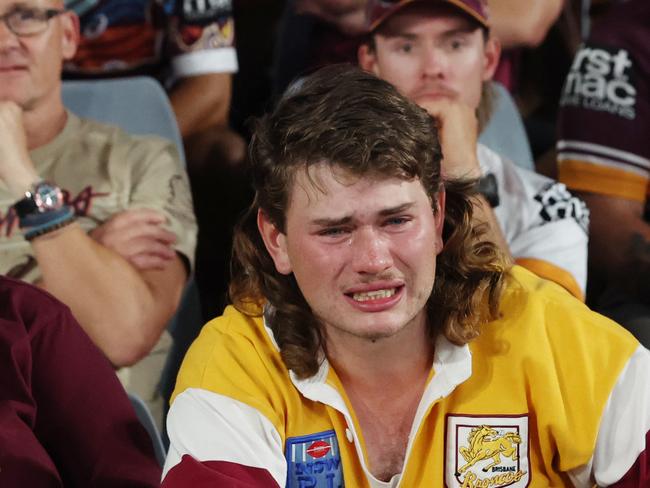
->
xmin=350 ymin=227 xmax=393 ymax=275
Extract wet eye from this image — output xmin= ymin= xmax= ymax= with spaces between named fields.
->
xmin=384 ymin=216 xmax=410 ymax=226
xmin=318 ymin=227 xmax=348 ymax=237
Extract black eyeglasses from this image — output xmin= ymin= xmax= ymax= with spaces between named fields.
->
xmin=0 ymin=7 xmax=65 ymax=37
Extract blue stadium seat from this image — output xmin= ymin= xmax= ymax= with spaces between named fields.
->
xmin=479 ymin=81 xmax=535 ymax=171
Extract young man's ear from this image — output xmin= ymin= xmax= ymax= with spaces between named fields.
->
xmin=257 ymin=210 xmax=292 ymax=275
xmin=60 ymin=11 xmax=80 ymax=61
xmin=482 ymin=35 xmax=501 ymax=82
xmin=358 ymin=42 xmax=380 ymax=76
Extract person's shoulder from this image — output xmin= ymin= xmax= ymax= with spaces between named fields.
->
xmin=482 ymin=266 xmax=638 ymax=357
xmin=172 ymin=305 xmax=286 ymax=401
xmin=74 ymin=115 xmax=174 ymax=152
xmin=70 ymin=114 xmax=181 ymax=171
xmin=477 ymin=143 xmax=540 ymax=185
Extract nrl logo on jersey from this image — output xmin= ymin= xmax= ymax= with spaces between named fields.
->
xmin=285 ymin=429 xmax=344 ymax=488
xmin=445 ymin=414 xmax=530 ymax=488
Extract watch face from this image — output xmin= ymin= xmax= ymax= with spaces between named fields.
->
xmin=33 ymin=182 xmax=64 ymax=212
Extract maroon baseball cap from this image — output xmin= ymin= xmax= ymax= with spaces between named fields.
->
xmin=366 ymin=0 xmax=489 ymax=32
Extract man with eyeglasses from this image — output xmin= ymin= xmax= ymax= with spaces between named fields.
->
xmin=0 ymin=0 xmax=197 ymax=426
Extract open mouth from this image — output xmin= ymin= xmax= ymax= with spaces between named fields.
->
xmin=344 ymin=285 xmax=405 ymax=309
xmin=351 ymin=288 xmax=398 ymax=302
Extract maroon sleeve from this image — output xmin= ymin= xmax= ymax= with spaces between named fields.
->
xmin=162 ymin=455 xmax=280 ymax=488
xmin=610 ymin=432 xmax=650 ymax=488
xmin=27 ymin=293 xmax=162 ymax=487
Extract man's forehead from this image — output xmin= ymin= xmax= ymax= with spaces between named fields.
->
xmin=285 ymin=163 xmax=426 ymax=213
xmin=290 ymin=163 xmax=391 ymax=198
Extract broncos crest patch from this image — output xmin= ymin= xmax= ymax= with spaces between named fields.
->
xmin=445 ymin=414 xmax=530 ymax=488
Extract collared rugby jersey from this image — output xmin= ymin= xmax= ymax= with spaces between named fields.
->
xmin=163 ymin=266 xmax=650 ymax=487
xmin=557 ymin=0 xmax=649 ymax=205
xmin=478 ymin=144 xmax=589 ymax=299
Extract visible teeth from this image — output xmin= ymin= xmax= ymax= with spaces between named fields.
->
xmin=352 ymin=288 xmax=396 ymax=302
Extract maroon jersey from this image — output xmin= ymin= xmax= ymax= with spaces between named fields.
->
xmin=0 ymin=277 xmax=161 ymax=487
xmin=557 ymin=0 xmax=650 ymax=204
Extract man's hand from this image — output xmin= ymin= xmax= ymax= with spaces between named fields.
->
xmin=0 ymin=101 xmax=40 ymax=197
xmin=90 ymin=208 xmax=177 ymax=270
xmin=418 ymin=99 xmax=482 ymax=180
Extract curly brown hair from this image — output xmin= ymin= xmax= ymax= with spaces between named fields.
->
xmin=230 ymin=65 xmax=508 ymax=379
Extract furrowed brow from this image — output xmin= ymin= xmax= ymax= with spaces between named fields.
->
xmin=378 ymin=202 xmax=415 ymax=216
xmin=311 ymin=216 xmax=353 ymax=227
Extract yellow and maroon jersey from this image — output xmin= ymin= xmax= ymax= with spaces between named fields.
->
xmin=557 ymin=0 xmax=650 ymax=206
xmin=163 ymin=266 xmax=650 ymax=487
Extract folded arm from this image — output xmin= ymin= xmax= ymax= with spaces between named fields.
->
xmin=33 ymin=223 xmax=186 ymax=367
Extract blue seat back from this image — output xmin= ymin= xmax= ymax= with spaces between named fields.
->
xmin=62 ymin=76 xmax=186 ymax=167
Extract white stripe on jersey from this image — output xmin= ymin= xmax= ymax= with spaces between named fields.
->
xmin=558 ymin=140 xmax=650 ymax=171
xmin=171 ymin=47 xmax=239 ymax=77
xmin=558 ymin=151 xmax=649 ymax=178
xmin=163 ymin=388 xmax=285 ymax=486
xmin=568 ymin=345 xmax=650 ymax=487
xmin=558 ymin=140 xmax=650 ymax=168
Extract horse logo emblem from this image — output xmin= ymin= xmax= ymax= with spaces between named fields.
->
xmin=445 ymin=415 xmax=530 ymax=488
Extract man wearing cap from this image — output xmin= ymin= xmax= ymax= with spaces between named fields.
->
xmin=162 ymin=65 xmax=650 ymax=487
xmin=358 ymin=0 xmax=590 ymax=302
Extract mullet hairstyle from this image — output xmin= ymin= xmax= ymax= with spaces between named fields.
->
xmin=230 ymin=65 xmax=508 ymax=379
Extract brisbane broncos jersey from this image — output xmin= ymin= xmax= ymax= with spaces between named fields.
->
xmin=162 ymin=266 xmax=650 ymax=487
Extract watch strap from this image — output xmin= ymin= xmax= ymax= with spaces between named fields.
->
xmin=14 ymin=191 xmax=39 ymax=219
xmin=23 ymin=206 xmax=76 ymax=241
xmin=476 ymin=173 xmax=500 ymax=208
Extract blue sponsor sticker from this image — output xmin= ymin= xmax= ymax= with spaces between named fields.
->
xmin=285 ymin=430 xmax=344 ymax=488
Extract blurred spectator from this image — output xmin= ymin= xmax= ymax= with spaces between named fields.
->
xmin=556 ymin=0 xmax=650 ymax=343
xmin=0 ymin=276 xmax=161 ymax=487
xmin=63 ymin=0 xmax=248 ymax=320
xmin=0 ymin=0 xmax=196 ymax=424
xmin=358 ymin=0 xmax=590 ymax=299
xmin=64 ymin=0 xmax=238 ymax=147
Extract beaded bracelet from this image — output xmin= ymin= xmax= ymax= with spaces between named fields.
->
xmin=23 ymin=206 xmax=76 ymax=241
xmin=19 ymin=205 xmax=74 ymax=229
